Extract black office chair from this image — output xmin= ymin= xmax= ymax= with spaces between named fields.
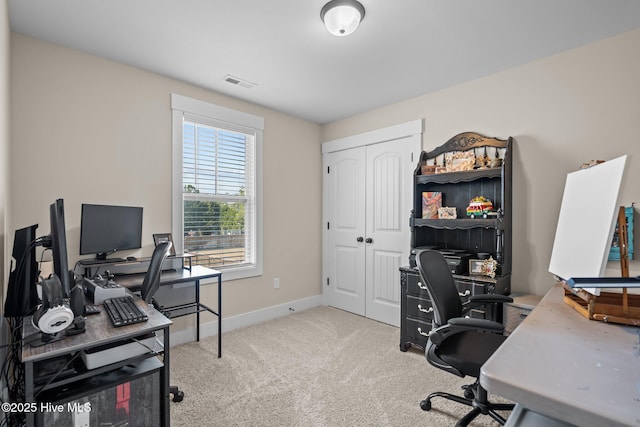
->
xmin=139 ymin=241 xmax=185 ymax=403
xmin=416 ymin=250 xmax=515 ymax=427
xmin=140 ymin=241 xmax=171 ymax=304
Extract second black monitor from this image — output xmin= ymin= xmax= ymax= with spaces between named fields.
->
xmin=80 ymin=204 xmax=143 ymax=261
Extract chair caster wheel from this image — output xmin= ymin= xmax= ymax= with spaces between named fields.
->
xmin=420 ymin=399 xmax=431 ymax=411
xmin=170 ymin=385 xmax=184 ymax=402
xmin=464 ymin=387 xmax=475 ymax=399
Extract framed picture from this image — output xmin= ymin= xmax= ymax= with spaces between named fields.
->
xmin=422 ymin=192 xmax=442 ymax=219
xmin=469 ymin=257 xmax=498 ymax=278
xmin=445 ymin=151 xmax=475 ymax=173
xmin=438 ymin=207 xmax=457 ymax=219
xmin=153 ymin=233 xmax=176 ymax=256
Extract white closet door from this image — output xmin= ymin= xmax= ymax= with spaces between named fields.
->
xmin=364 ymin=137 xmax=416 ymax=326
xmin=325 ymin=147 xmax=366 ymax=316
xmin=322 ymin=119 xmax=422 ymax=326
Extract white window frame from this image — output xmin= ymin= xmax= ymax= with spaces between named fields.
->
xmin=171 ymin=93 xmax=263 ymax=281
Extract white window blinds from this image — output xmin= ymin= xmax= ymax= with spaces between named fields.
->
xmin=182 ymin=118 xmax=256 ymax=269
xmin=171 ymin=94 xmax=263 ymax=279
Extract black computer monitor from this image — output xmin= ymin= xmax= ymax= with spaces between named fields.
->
xmin=49 ymin=199 xmax=72 ymax=298
xmin=3 ymin=224 xmax=39 ymax=318
xmin=79 ymin=204 xmax=143 ymax=261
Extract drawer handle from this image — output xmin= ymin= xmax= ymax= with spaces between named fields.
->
xmin=417 ymin=327 xmax=430 ymax=337
xmin=458 ymin=290 xmax=471 ymax=297
xmin=417 ymin=304 xmax=433 ymax=314
xmin=417 ymin=281 xmax=428 ymax=290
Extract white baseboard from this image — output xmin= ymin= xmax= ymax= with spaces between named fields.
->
xmin=169 ymin=295 xmax=323 ymax=347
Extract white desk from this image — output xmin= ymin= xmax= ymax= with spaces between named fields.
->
xmin=481 ymin=284 xmax=640 ymax=427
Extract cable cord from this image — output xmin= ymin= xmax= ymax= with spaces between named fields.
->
xmin=131 ymin=333 xmax=161 ymax=355
xmin=33 ymin=351 xmax=81 ymax=399
xmin=1 ymin=237 xmax=57 ymax=427
xmin=1 ymin=318 xmax=27 ymax=427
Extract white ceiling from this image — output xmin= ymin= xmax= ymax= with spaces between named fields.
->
xmin=8 ymin=0 xmax=640 ymax=124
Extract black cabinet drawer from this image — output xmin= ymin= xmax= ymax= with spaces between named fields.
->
xmin=455 ymin=281 xmax=473 ymax=301
xmin=406 ymin=295 xmax=434 ymax=321
xmin=400 ymin=267 xmax=498 ymax=351
xmin=406 ymin=270 xmax=430 ymax=298
xmin=404 ymin=316 xmax=431 ymax=345
xmin=454 ymin=278 xmax=487 ymax=295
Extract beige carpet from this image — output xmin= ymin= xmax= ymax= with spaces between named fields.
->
xmin=169 ymin=306 xmax=509 ymax=426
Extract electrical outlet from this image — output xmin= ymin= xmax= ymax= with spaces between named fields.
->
xmin=274 ymin=277 xmax=280 ymax=289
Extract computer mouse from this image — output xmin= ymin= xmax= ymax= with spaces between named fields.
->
xmin=126 ymin=256 xmax=137 ymax=261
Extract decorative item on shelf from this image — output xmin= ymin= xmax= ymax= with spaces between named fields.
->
xmin=437 ymin=207 xmax=457 ymax=219
xmin=445 ymin=151 xmax=475 ymax=173
xmin=153 ymin=233 xmax=176 ymax=256
xmin=466 ymin=196 xmax=495 ymax=219
xmin=480 ymin=146 xmax=490 ymax=168
xmin=422 ymin=192 xmax=442 ymax=219
xmin=429 ymin=156 xmax=442 ymax=174
xmin=491 ymin=147 xmax=502 ymax=168
xmin=579 ymin=159 xmax=605 ymax=169
xmin=421 ymin=158 xmax=436 ymax=175
xmin=434 ymin=153 xmax=446 ymax=174
xmin=475 ymin=147 xmax=486 ymax=168
xmin=469 ymin=256 xmax=498 ymax=278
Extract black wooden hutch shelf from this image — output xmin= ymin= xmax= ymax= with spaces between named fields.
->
xmin=400 ymin=132 xmax=514 ymax=352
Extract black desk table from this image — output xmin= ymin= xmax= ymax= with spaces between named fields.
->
xmin=21 ymin=299 xmax=172 ymax=427
xmin=115 ymin=265 xmax=223 ymax=358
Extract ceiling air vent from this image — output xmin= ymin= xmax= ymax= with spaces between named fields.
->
xmin=222 ymin=74 xmax=256 ymax=89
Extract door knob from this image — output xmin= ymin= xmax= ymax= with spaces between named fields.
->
xmin=365 ymin=238 xmax=373 ymax=243
xmin=356 ymin=237 xmax=364 ymax=242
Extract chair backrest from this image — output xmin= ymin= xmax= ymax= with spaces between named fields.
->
xmin=416 ymin=250 xmax=463 ymax=326
xmin=141 ymin=241 xmax=172 ymax=303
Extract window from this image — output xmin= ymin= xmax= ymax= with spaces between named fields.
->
xmin=171 ymin=94 xmax=263 ymax=280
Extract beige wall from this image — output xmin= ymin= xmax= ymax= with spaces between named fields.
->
xmin=9 ymin=26 xmax=640 ymax=316
xmin=1 ymin=0 xmax=8 ymax=311
xmin=9 ymin=33 xmax=323 ymax=322
xmin=323 ymin=29 xmax=640 ymax=296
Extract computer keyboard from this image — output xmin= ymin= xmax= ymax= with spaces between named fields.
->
xmin=103 ymin=296 xmax=148 ymax=327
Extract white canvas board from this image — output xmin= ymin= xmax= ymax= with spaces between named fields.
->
xmin=548 ymin=155 xmax=628 ymax=294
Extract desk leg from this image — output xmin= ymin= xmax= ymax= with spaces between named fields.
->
xmin=218 ymin=274 xmax=222 ymax=358
xmin=25 ymin=361 xmax=34 ymax=427
xmin=162 ymin=326 xmax=170 ymax=427
xmin=195 ymin=279 xmax=200 ymax=342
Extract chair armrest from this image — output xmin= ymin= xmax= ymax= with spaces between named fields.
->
xmin=448 ymin=317 xmax=505 ymax=332
xmin=429 ymin=317 xmax=505 ymax=345
xmin=469 ymin=294 xmax=513 ymax=304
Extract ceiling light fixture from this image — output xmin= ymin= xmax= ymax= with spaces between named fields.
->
xmin=321 ymin=0 xmax=366 ymax=37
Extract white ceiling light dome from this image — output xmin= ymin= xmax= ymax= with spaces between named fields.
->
xmin=321 ymin=0 xmax=366 ymax=37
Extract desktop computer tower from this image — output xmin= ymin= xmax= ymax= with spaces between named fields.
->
xmin=36 ymin=358 xmax=161 ymax=427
